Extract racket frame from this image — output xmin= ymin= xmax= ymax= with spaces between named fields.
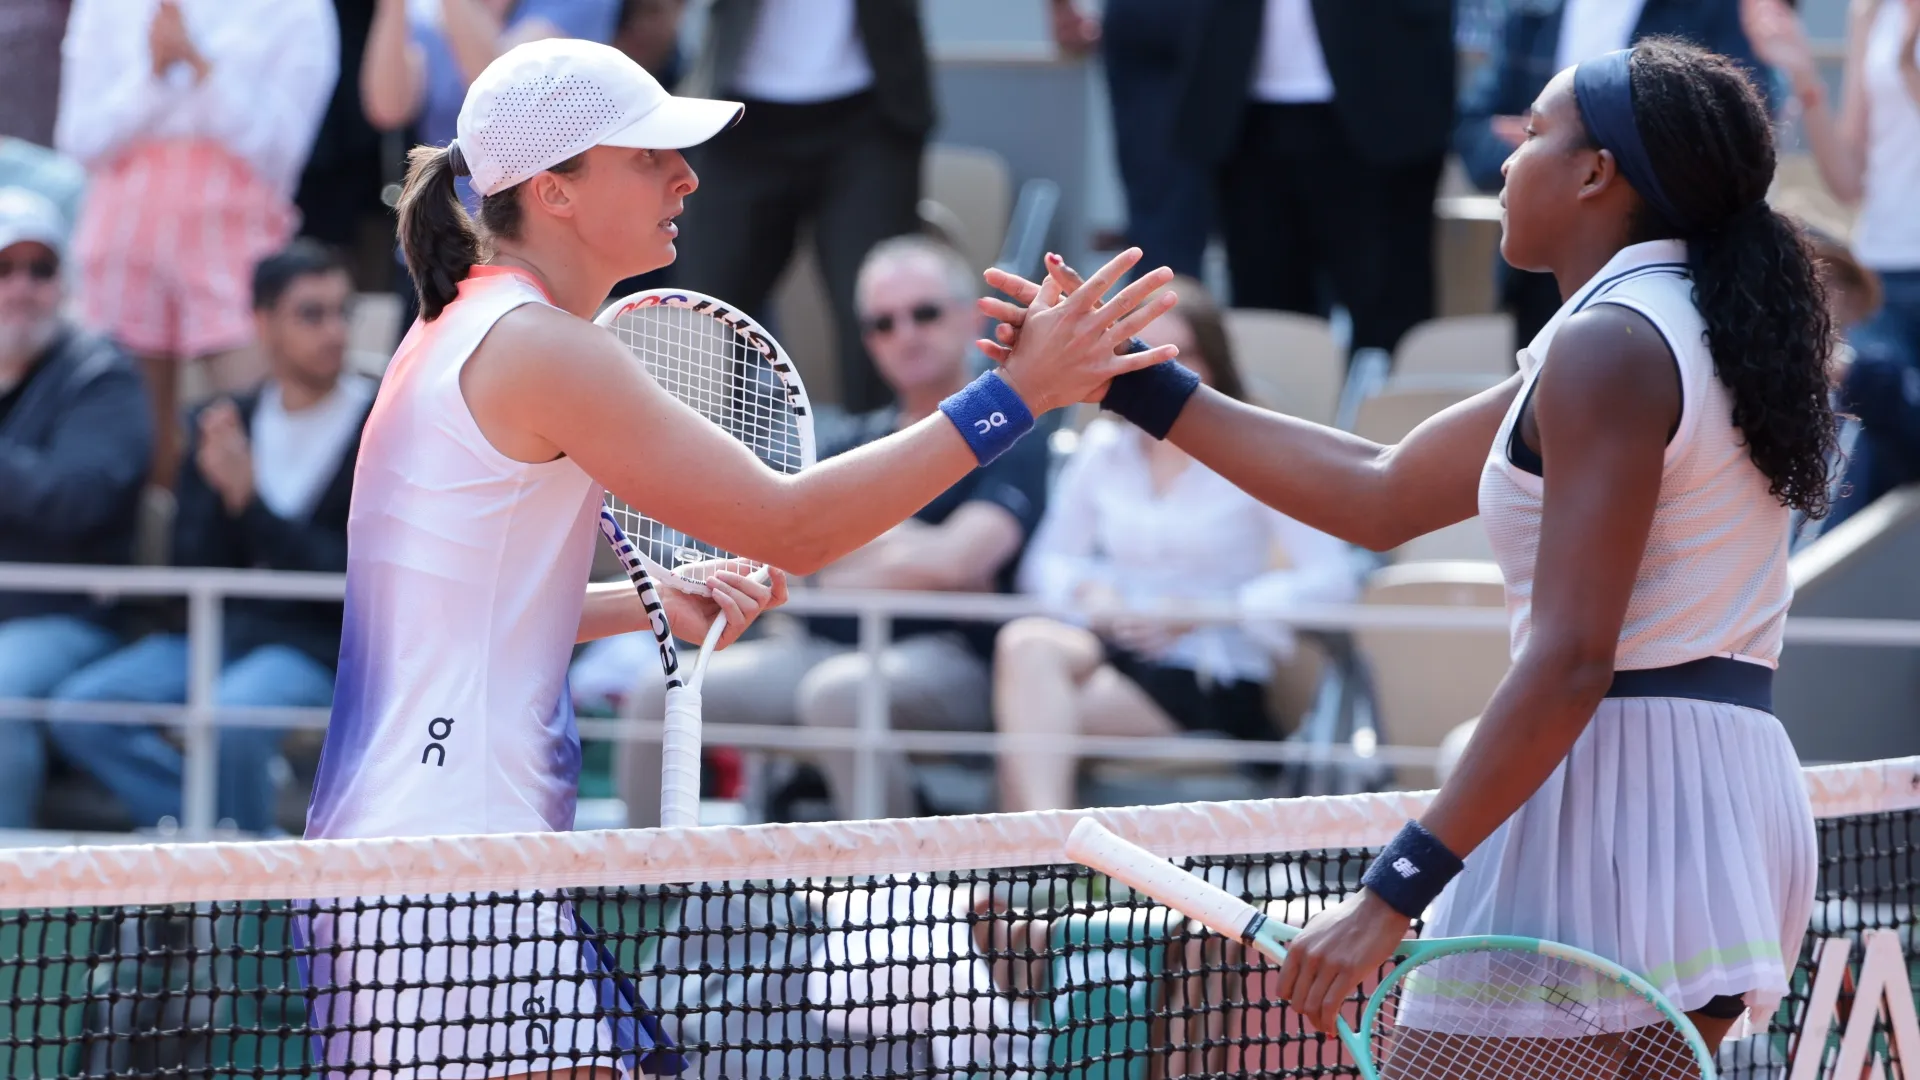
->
xmin=592 ymin=289 xmax=816 ymax=829
xmin=1065 ymin=817 xmax=1718 ymax=1079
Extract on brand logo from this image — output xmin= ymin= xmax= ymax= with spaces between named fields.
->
xmin=420 ymin=716 xmax=455 ymax=766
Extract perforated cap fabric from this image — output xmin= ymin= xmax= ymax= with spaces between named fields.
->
xmin=456 ymin=39 xmax=742 ymax=198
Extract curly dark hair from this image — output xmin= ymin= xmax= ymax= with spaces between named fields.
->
xmin=1620 ymin=39 xmax=1840 ymax=517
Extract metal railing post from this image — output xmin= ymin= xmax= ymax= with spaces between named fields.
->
xmin=851 ymin=607 xmax=892 ymax=820
xmin=182 ymin=586 xmax=222 ymax=837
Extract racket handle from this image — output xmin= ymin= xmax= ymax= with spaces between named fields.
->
xmin=660 ymin=686 xmax=703 ymax=829
xmin=1067 ymin=818 xmax=1295 ymax=952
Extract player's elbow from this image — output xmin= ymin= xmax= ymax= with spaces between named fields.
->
xmin=1521 ymin=637 xmax=1617 ymax=709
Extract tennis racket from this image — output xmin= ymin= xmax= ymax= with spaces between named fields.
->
xmin=1065 ymin=818 xmax=1717 ymax=1080
xmin=593 ymin=289 xmax=816 ymax=829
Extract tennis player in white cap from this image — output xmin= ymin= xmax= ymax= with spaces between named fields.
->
xmin=298 ymin=37 xmax=1180 ymax=1080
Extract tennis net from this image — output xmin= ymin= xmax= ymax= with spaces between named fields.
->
xmin=0 ymin=756 xmax=1911 ymax=1079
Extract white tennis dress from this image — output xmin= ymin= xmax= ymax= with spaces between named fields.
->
xmin=1423 ymin=240 xmax=1818 ymax=1030
xmin=300 ymin=265 xmax=669 ymax=1078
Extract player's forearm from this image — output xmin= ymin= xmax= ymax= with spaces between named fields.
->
xmin=1417 ymin=648 xmax=1613 ymax=859
xmin=762 ymin=414 xmax=980 ymax=576
xmin=578 ymin=582 xmax=648 ymax=644
xmin=1166 ymin=389 xmax=1404 ymax=550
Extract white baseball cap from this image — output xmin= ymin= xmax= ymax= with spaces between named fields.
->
xmin=453 ymin=38 xmax=743 ymax=198
xmin=0 ymin=187 xmax=66 ymax=258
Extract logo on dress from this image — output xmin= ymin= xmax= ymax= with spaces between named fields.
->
xmin=420 ymin=716 xmax=455 ymax=766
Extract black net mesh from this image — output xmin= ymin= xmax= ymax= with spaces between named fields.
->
xmin=0 ymin=804 xmax=1909 ymax=1078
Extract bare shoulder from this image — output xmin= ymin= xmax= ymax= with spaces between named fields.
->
xmin=461 ymin=303 xmax=633 ymax=460
xmin=1536 ymin=304 xmax=1681 ymax=429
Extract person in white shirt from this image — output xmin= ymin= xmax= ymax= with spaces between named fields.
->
xmin=992 ymin=277 xmax=1357 ymax=813
xmin=672 ymin=0 xmax=933 ymax=412
xmin=54 ymin=0 xmax=338 ymax=490
xmin=44 ymin=241 xmax=371 ymax=835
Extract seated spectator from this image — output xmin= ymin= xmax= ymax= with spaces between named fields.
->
xmin=42 ymin=242 xmax=370 ymax=834
xmin=992 ymin=277 xmax=1357 ymax=813
xmin=0 ymin=187 xmax=152 ymax=830
xmin=55 ymin=0 xmax=339 ymax=489
xmin=575 ymin=235 xmax=1049 ymax=824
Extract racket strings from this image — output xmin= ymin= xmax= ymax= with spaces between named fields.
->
xmin=604 ymin=305 xmax=808 ymax=584
xmin=1375 ymin=948 xmax=1707 ymax=1079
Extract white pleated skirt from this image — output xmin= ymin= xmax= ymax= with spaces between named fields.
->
xmin=1421 ymin=695 xmax=1817 ymax=1027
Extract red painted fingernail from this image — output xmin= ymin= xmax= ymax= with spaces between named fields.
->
xmin=1046 ymin=253 xmax=1061 ymax=264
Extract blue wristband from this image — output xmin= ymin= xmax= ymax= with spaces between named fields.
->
xmin=939 ymin=370 xmax=1036 ymax=466
xmin=1361 ymin=821 xmax=1466 ymax=919
xmin=1101 ymin=338 xmax=1201 ymax=440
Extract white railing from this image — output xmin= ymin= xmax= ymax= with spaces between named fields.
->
xmin=3 ymin=562 xmax=1919 ymax=836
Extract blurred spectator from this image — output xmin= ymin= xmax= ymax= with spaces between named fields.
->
xmin=0 ymin=137 xmax=85 ymax=232
xmin=0 ymin=1 xmax=71 ymax=148
xmin=674 ymin=0 xmax=933 ymax=412
xmin=40 ymin=241 xmax=369 ymax=835
xmin=578 ymin=236 xmax=1046 ymax=824
xmin=1745 ymin=0 xmax=1920 ymax=527
xmin=0 ymin=187 xmax=151 ymax=830
xmin=1075 ymin=2 xmax=1451 ymax=351
xmin=615 ymin=0 xmax=688 ymax=87
xmin=296 ymin=0 xmax=389 ymax=278
xmin=362 ymin=0 xmax=620 ymax=318
xmin=55 ymin=0 xmax=338 ymax=491
xmin=992 ymin=277 xmax=1356 ymax=813
xmin=1456 ymin=0 xmax=1760 ymax=348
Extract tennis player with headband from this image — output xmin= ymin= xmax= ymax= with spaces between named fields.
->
xmin=298 ymin=37 xmax=1178 ymax=1080
xmin=992 ymin=39 xmax=1834 ymax=1053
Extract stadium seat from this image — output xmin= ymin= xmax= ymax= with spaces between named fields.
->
xmin=1352 ymin=560 xmax=1509 ymax=788
xmin=924 ymin=144 xmax=1012 ymax=277
xmin=1779 ymin=484 xmax=1920 ymax=762
xmin=1223 ymin=310 xmax=1343 ymax=426
xmin=1392 ymin=314 xmax=1516 ymax=379
xmin=1351 ymin=384 xmax=1484 ymax=446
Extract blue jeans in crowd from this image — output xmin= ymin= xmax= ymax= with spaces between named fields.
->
xmin=0 ymin=614 xmax=124 ymax=827
xmin=1833 ymin=269 xmax=1920 ymax=528
xmin=47 ymin=634 xmax=334 ymax=834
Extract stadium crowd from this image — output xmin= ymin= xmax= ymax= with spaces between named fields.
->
xmin=0 ymin=0 xmax=1914 ymax=835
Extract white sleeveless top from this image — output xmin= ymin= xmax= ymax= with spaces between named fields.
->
xmin=1855 ymin=0 xmax=1920 ymax=271
xmin=306 ymin=266 xmax=604 ymax=840
xmin=1479 ymin=240 xmax=1792 ymax=671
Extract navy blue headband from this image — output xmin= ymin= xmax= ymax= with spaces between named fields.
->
xmin=1574 ymin=50 xmax=1690 ymax=232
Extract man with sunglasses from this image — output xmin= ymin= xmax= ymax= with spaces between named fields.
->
xmin=39 ymin=240 xmax=371 ymax=835
xmin=0 ymin=186 xmax=154 ymax=831
xmin=577 ymin=235 xmax=1051 ymax=824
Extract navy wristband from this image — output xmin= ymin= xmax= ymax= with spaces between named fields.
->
xmin=940 ymin=370 xmax=1035 ymax=466
xmin=1361 ymin=821 xmax=1466 ymax=919
xmin=1101 ymin=338 xmax=1200 ymax=440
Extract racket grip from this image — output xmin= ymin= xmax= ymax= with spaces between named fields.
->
xmin=660 ymin=686 xmax=703 ymax=829
xmin=1067 ymin=818 xmax=1287 ymax=948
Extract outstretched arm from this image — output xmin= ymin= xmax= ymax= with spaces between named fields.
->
xmin=467 ymin=250 xmax=1180 ymax=577
xmin=978 ymin=264 xmax=1517 ymax=551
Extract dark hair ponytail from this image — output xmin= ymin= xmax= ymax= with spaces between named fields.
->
xmin=1626 ymin=39 xmax=1840 ymax=517
xmin=396 ymin=144 xmax=482 ymax=322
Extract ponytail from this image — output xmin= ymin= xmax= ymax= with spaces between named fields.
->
xmin=396 ymin=144 xmax=481 ymax=322
xmin=1627 ymin=39 xmax=1840 ymax=517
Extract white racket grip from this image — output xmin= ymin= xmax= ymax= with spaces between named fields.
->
xmin=659 ymin=685 xmax=704 ymax=829
xmin=1067 ymin=818 xmax=1284 ymax=950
